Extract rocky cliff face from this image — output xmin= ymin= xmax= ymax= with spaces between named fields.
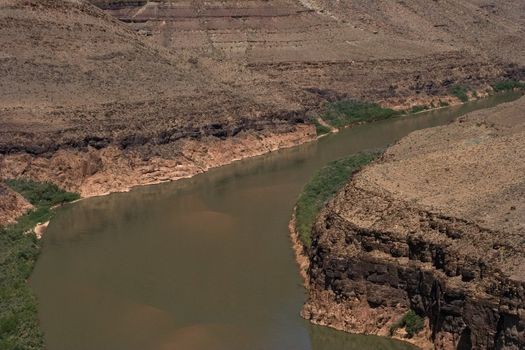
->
xmin=303 ymin=97 xmax=525 ymax=349
xmin=0 ymin=124 xmax=314 ymax=197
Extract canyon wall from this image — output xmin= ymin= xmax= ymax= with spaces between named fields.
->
xmin=1 ymin=0 xmax=524 ymax=221
xmin=303 ymin=96 xmax=525 ymax=349
xmin=0 ymin=124 xmax=314 ymax=198
xmin=0 ymin=0 xmax=314 ymax=208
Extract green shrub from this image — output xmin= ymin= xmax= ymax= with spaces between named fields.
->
xmin=404 ymin=310 xmax=425 ymax=337
xmin=295 ymin=152 xmax=380 ymax=247
xmin=439 ymin=100 xmax=450 ymax=107
xmin=492 ymin=80 xmax=525 ymax=92
xmin=1 ymin=179 xmax=79 ymax=349
xmin=322 ymin=100 xmax=400 ymax=128
xmin=311 ymin=118 xmax=331 ymax=136
xmin=449 ymin=84 xmax=469 ymax=102
xmin=389 ymin=310 xmax=425 ymax=338
xmin=410 ymin=105 xmax=428 ymax=114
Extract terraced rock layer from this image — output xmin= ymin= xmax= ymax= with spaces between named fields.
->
xmin=94 ymin=0 xmax=525 ymax=108
xmin=0 ymin=0 xmax=314 ymax=203
xmin=304 ymin=96 xmax=525 ymax=349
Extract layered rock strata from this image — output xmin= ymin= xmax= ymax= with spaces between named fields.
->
xmin=92 ymin=0 xmax=525 ymax=108
xmin=0 ymin=0 xmax=315 ymax=203
xmin=304 ymin=96 xmax=525 ymax=349
xmin=2 ymin=0 xmax=524 ymax=203
xmin=0 ymin=124 xmax=314 ymax=198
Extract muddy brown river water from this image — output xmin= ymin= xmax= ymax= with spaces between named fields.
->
xmin=30 ymin=93 xmax=522 ymax=350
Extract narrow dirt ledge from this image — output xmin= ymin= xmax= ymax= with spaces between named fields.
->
xmin=302 ymin=96 xmax=525 ymax=349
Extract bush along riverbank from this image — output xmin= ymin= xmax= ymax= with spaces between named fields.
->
xmin=294 ymin=152 xmax=380 ymax=248
xmin=0 ymin=179 xmax=79 ymax=350
xmin=321 ymin=101 xmax=400 ymax=132
xmin=312 ymin=98 xmax=447 ymax=136
xmin=291 ymin=151 xmax=431 ymax=344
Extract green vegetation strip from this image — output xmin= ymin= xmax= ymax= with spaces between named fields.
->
xmin=492 ymin=80 xmax=525 ymax=92
xmin=313 ymin=98 xmax=440 ymax=136
xmin=449 ymin=84 xmax=469 ymax=103
xmin=311 ymin=118 xmax=331 ymax=136
xmin=1 ymin=179 xmax=79 ymax=350
xmin=295 ymin=152 xmax=380 ymax=248
xmin=314 ymin=80 xmax=524 ymax=135
xmin=321 ymin=100 xmax=400 ymax=129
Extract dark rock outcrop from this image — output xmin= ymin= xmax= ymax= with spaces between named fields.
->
xmin=303 ymin=97 xmax=525 ymax=349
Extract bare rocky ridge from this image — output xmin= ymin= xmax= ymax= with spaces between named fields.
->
xmin=304 ymin=96 xmax=525 ymax=349
xmin=0 ymin=0 xmax=305 ymax=154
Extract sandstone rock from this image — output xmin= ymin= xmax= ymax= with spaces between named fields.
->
xmin=304 ymin=97 xmax=525 ymax=349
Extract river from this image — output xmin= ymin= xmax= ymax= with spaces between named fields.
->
xmin=30 ymin=92 xmax=521 ymax=350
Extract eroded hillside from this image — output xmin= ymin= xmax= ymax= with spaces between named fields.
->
xmin=1 ymin=0 xmax=524 ymax=203
xmin=304 ymin=96 xmax=525 ymax=349
xmin=91 ymin=0 xmax=524 ymax=106
xmin=0 ymin=0 xmax=306 ymax=151
xmin=0 ymin=0 xmax=314 ymax=198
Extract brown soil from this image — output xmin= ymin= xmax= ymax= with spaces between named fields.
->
xmin=304 ymin=96 xmax=525 ymax=349
xmin=0 ymin=183 xmax=32 ymax=225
